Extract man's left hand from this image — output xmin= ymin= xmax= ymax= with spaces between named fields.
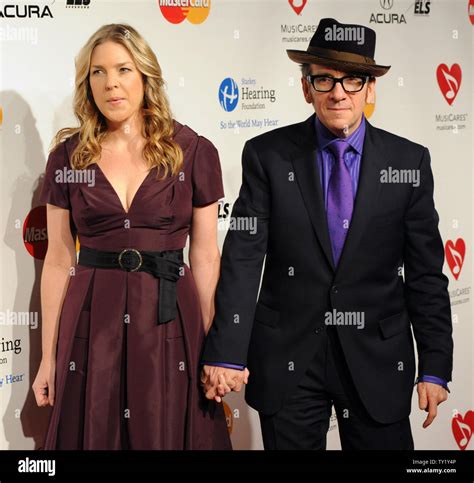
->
xmin=417 ymin=381 xmax=448 ymax=428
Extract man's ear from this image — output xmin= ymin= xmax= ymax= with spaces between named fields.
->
xmin=301 ymin=77 xmax=313 ymax=104
xmin=365 ymin=78 xmax=376 ymax=104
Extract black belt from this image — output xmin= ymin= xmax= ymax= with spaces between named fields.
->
xmin=78 ymin=245 xmax=183 ymax=324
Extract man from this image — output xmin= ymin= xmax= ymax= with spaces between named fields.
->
xmin=201 ymin=18 xmax=453 ymax=450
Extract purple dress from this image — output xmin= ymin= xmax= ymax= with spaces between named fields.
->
xmin=39 ymin=122 xmax=231 ymax=450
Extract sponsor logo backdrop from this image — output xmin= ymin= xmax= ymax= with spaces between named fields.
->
xmin=0 ymin=0 xmax=472 ymax=450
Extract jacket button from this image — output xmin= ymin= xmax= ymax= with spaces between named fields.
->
xmin=331 ymin=285 xmax=338 ymax=294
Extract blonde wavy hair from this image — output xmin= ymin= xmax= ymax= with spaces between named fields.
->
xmin=51 ymin=23 xmax=183 ymax=179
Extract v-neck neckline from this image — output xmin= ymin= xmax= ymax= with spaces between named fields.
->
xmin=95 ymin=163 xmax=154 ymax=215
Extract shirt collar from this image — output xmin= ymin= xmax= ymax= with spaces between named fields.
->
xmin=315 ymin=113 xmax=366 ymax=155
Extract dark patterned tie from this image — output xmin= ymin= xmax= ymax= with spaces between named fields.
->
xmin=327 ymin=140 xmax=353 ymax=266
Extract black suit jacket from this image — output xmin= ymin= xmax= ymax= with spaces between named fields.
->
xmin=202 ymin=114 xmax=453 ymax=423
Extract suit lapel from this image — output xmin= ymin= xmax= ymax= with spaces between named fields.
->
xmin=290 ymin=114 xmax=335 ymax=271
xmin=289 ymin=116 xmax=386 ymax=275
xmin=335 ymin=121 xmax=386 ymax=277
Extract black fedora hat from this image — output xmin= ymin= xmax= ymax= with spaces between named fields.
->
xmin=287 ymin=18 xmax=390 ymax=77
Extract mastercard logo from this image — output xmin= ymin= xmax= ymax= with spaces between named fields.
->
xmin=158 ymin=0 xmax=211 ymax=24
xmin=23 ymin=206 xmax=48 ymax=259
xmin=24 ymin=205 xmax=80 ymax=259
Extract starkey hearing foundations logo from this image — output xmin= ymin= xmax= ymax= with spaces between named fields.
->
xmin=158 ymin=0 xmax=211 ymax=24
xmin=219 ymin=78 xmax=239 ymax=113
xmin=218 ymin=76 xmax=279 ymax=132
xmin=218 ymin=76 xmax=276 ymax=110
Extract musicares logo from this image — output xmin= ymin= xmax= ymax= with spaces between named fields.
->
xmin=445 ymin=238 xmax=465 ymax=280
xmin=288 ymin=0 xmax=307 ymax=15
xmin=436 ymin=64 xmax=462 ymax=106
xmin=469 ymin=0 xmax=474 ymax=25
xmin=452 ymin=410 xmax=473 ymax=450
xmin=158 ymin=0 xmax=210 ymax=24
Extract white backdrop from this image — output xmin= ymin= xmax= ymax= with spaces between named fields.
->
xmin=0 ymin=0 xmax=472 ymax=451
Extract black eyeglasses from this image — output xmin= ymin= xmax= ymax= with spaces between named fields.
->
xmin=306 ymin=74 xmax=371 ymax=93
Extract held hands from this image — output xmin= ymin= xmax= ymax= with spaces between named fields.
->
xmin=201 ymin=365 xmax=250 ymax=403
xmin=417 ymin=381 xmax=448 ymax=428
xmin=32 ymin=359 xmax=56 ymax=407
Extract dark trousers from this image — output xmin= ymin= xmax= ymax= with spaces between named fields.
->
xmin=259 ymin=326 xmax=414 ymax=450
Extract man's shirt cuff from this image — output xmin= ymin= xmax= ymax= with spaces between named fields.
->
xmin=201 ymin=361 xmax=245 ymax=370
xmin=416 ymin=375 xmax=450 ymax=392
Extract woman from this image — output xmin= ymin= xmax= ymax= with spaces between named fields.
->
xmin=32 ymin=23 xmax=231 ymax=450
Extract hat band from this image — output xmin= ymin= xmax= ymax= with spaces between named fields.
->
xmin=306 ymin=46 xmax=376 ymax=66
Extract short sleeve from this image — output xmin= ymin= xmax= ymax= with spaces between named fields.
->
xmin=39 ymin=140 xmax=71 ymax=210
xmin=192 ymin=136 xmax=224 ymax=207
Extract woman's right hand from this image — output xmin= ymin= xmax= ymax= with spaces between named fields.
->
xmin=32 ymin=358 xmax=56 ymax=407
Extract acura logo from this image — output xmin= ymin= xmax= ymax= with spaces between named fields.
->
xmin=380 ymin=0 xmax=394 ymax=9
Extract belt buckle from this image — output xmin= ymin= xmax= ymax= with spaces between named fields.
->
xmin=118 ymin=248 xmax=143 ymax=272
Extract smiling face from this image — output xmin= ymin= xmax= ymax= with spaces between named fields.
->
xmin=89 ymin=40 xmax=145 ymax=129
xmin=302 ymin=63 xmax=375 ymax=138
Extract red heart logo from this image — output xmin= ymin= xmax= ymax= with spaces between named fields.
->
xmin=445 ymin=238 xmax=466 ymax=280
xmin=436 ymin=64 xmax=462 ymax=105
xmin=288 ymin=0 xmax=307 ymax=15
xmin=452 ymin=411 xmax=474 ymax=450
